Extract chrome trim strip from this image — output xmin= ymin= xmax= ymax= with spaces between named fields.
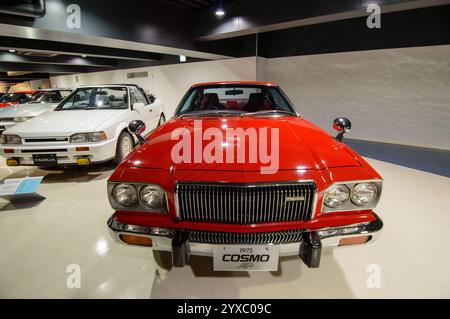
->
xmin=107 ymin=213 xmax=383 ymax=249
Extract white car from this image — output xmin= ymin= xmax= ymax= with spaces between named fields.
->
xmin=0 ymin=84 xmax=165 ymax=167
xmin=0 ymin=88 xmax=73 ymax=134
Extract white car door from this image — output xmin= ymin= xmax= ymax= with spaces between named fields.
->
xmin=130 ymin=87 xmax=158 ymax=133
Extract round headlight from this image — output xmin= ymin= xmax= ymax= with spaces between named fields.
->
xmin=351 ymin=183 xmax=377 ymax=206
xmin=324 ymin=184 xmax=350 ymax=208
xmin=140 ymin=185 xmax=165 ymax=209
xmin=112 ymin=184 xmax=138 ymax=207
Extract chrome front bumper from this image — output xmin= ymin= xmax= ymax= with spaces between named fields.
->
xmin=107 ymin=214 xmax=383 ymax=268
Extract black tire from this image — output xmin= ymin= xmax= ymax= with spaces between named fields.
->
xmin=152 ymin=250 xmax=173 ymax=270
xmin=114 ymin=131 xmax=134 ymax=165
xmin=158 ymin=113 xmax=166 ymax=126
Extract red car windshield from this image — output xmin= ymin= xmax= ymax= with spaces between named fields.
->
xmin=176 ymin=85 xmax=296 ymax=117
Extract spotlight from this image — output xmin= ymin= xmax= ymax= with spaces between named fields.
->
xmin=81 ymin=54 xmax=87 ymax=58
xmin=8 ymin=49 xmax=15 ymax=53
xmin=215 ymin=0 xmax=225 ymax=16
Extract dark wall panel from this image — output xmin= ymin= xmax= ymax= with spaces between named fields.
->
xmin=258 ymin=5 xmax=450 ymax=58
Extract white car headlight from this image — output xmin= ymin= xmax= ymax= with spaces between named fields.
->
xmin=70 ymin=132 xmax=107 ymax=143
xmin=351 ymin=182 xmax=377 ymax=206
xmin=140 ymin=185 xmax=166 ymax=209
xmin=0 ymin=134 xmax=22 ymax=145
xmin=13 ymin=117 xmax=32 ymax=122
xmin=323 ymin=184 xmax=350 ymax=208
xmin=91 ymin=131 xmax=107 ymax=142
xmin=112 ymin=184 xmax=138 ymax=207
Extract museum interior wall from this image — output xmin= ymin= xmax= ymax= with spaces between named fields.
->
xmin=262 ymin=45 xmax=450 ymax=150
xmin=51 ymin=45 xmax=450 ymax=150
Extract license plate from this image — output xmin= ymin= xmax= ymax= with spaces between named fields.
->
xmin=33 ymin=154 xmax=58 ymax=166
xmin=213 ymin=245 xmax=279 ymax=271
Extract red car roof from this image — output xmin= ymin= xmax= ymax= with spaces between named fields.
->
xmin=191 ymin=81 xmax=278 ymax=87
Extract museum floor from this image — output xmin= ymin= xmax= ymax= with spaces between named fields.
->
xmin=0 ymin=153 xmax=449 ymax=298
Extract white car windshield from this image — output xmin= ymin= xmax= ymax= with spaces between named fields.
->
xmin=56 ymin=87 xmax=128 ymax=110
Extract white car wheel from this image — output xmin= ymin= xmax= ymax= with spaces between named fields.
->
xmin=114 ymin=131 xmax=134 ymax=165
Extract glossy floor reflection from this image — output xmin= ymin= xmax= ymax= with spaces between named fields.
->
xmin=0 ymin=158 xmax=449 ymax=298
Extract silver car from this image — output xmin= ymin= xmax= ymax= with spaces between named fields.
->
xmin=0 ymin=88 xmax=72 ymax=134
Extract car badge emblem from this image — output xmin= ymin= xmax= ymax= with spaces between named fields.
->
xmin=285 ymin=196 xmax=305 ymax=202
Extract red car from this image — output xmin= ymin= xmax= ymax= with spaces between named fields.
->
xmin=107 ymin=81 xmax=383 ymax=270
xmin=0 ymin=91 xmax=35 ymax=108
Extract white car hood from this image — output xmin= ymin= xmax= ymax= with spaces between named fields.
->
xmin=5 ymin=109 xmax=127 ymax=137
xmin=0 ymin=103 xmax=56 ymax=118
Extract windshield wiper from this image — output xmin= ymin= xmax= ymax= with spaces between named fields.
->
xmin=180 ymin=110 xmax=241 ymax=118
xmin=241 ymin=110 xmax=296 ymax=117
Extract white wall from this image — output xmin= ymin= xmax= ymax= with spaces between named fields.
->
xmin=262 ymin=45 xmax=450 ymax=150
xmin=51 ymin=57 xmax=257 ymax=117
xmin=29 ymin=79 xmax=51 ymax=90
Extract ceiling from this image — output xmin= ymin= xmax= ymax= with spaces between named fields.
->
xmin=164 ymin=0 xmax=215 ymax=10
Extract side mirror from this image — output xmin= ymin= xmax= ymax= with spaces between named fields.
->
xmin=333 ymin=117 xmax=351 ymax=142
xmin=128 ymin=120 xmax=146 ymax=144
xmin=147 ymin=94 xmax=156 ymax=104
xmin=132 ymin=102 xmax=145 ymax=112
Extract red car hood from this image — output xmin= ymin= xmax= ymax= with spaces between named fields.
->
xmin=127 ymin=116 xmax=360 ymax=172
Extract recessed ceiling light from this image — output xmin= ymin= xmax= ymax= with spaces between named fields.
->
xmin=215 ymin=8 xmax=225 ymax=16
xmin=215 ymin=0 xmax=225 ymax=16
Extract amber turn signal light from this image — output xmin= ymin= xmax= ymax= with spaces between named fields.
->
xmin=75 ymin=147 xmax=89 ymax=152
xmin=76 ymin=158 xmax=90 ymax=165
xmin=6 ymin=159 xmax=19 ymax=166
xmin=338 ymin=235 xmax=371 ymax=247
xmin=120 ymin=235 xmax=153 ymax=247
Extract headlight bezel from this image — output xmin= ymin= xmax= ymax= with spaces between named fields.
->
xmin=13 ymin=116 xmax=33 ymax=123
xmin=321 ymin=179 xmax=382 ymax=213
xmin=0 ymin=134 xmax=22 ymax=145
xmin=70 ymin=132 xmax=107 ymax=143
xmin=108 ymin=182 xmax=168 ymax=213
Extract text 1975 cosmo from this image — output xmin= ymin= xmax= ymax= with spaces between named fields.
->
xmin=107 ymin=81 xmax=383 ymax=271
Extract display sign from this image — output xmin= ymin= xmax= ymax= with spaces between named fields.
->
xmin=0 ymin=177 xmax=44 ymax=196
xmin=213 ymin=245 xmax=280 ymax=271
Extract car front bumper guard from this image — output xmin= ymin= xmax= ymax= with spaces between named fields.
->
xmin=107 ymin=213 xmax=383 ymax=269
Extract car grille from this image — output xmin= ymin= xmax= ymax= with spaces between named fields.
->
xmin=188 ymin=230 xmax=304 ymax=244
xmin=24 ymin=138 xmax=68 ymax=143
xmin=0 ymin=118 xmax=14 ymax=122
xmin=175 ymin=182 xmax=316 ymax=224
